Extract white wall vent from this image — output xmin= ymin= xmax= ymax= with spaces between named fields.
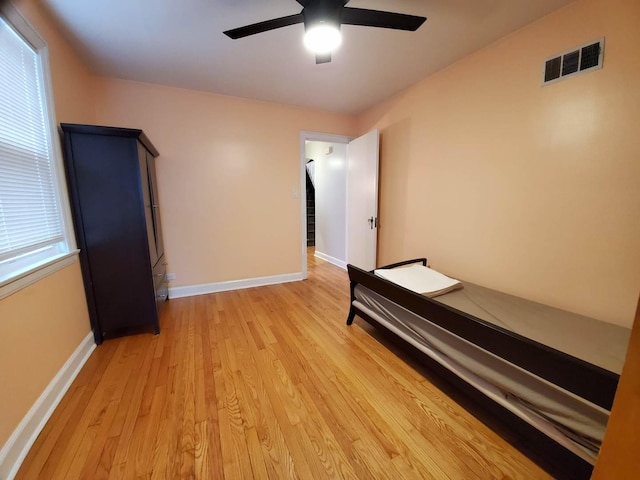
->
xmin=542 ymin=38 xmax=604 ymax=86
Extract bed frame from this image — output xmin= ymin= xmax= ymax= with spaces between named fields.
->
xmin=346 ymin=258 xmax=620 ymax=479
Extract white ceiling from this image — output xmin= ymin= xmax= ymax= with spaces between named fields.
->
xmin=42 ymin=0 xmax=574 ymax=115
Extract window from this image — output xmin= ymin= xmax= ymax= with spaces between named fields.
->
xmin=0 ymin=6 xmax=75 ymax=295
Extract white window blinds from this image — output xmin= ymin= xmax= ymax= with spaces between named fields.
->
xmin=0 ymin=16 xmax=65 ymax=267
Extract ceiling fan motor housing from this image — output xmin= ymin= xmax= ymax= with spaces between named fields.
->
xmin=303 ymin=0 xmax=344 ymax=30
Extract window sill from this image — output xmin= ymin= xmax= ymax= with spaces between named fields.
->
xmin=0 ymin=250 xmax=81 ymax=301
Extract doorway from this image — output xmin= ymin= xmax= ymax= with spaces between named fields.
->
xmin=299 ymin=129 xmax=380 ymax=278
xmin=299 ymin=132 xmax=351 ymax=279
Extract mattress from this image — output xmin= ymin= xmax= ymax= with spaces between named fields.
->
xmin=352 ymin=284 xmax=629 ymax=463
xmin=433 ymin=281 xmax=630 ymax=375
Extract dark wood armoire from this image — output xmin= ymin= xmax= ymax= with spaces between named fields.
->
xmin=61 ymin=124 xmax=168 ymax=344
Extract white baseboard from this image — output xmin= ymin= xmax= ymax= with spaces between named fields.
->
xmin=0 ymin=332 xmax=96 ymax=480
xmin=168 ymin=272 xmax=304 ymax=299
xmin=314 ymin=251 xmax=347 ymax=270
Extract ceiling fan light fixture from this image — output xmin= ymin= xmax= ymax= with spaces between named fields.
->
xmin=303 ymin=23 xmax=342 ymax=54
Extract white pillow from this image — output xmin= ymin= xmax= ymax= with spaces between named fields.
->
xmin=374 ymin=264 xmax=463 ymax=298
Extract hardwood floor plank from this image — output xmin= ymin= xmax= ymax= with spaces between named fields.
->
xmin=197 ymin=310 xmax=225 ymax=480
xmin=77 ymin=400 xmax=120 ymax=479
xmin=218 ymin=405 xmax=254 ymax=479
xmin=179 ymin=304 xmax=197 ymax=480
xmin=108 ymin=337 xmax=157 ymax=478
xmin=16 ymin=250 xmax=553 ymax=479
xmin=139 ymin=385 xmax=168 ymax=477
xmin=296 ymin=383 xmax=360 ymax=480
xmin=226 ymin=328 xmax=300 ymax=480
xmin=59 ymin=423 xmax=99 ymax=480
xmin=92 ymin=435 xmax=119 ymax=480
xmin=245 ymin=427 xmax=270 ymax=480
xmin=252 ymin=390 xmax=300 ymax=480
xmin=253 ymin=349 xmax=317 ymax=480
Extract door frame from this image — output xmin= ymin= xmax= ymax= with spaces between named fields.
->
xmin=299 ymin=131 xmax=352 ymax=279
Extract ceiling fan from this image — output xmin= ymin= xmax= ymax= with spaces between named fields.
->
xmin=223 ymin=0 xmax=427 ymax=64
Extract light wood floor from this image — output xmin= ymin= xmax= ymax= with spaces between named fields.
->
xmin=17 ymin=250 xmax=552 ymax=479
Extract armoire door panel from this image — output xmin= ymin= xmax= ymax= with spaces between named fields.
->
xmin=139 ymin=143 xmax=158 ymax=267
xmin=146 ymin=151 xmax=165 ymax=262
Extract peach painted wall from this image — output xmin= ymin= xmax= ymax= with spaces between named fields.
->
xmin=93 ymin=78 xmax=356 ymax=287
xmin=0 ymin=0 xmax=93 ymax=449
xmin=357 ymin=0 xmax=640 ymax=327
xmin=0 ymin=263 xmax=90 ymax=446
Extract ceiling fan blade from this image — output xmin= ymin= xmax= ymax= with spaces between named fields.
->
xmin=316 ymin=53 xmax=331 ymax=64
xmin=341 ymin=7 xmax=426 ymax=31
xmin=224 ymin=13 xmax=304 ymax=39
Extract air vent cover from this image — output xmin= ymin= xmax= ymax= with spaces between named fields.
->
xmin=542 ymin=39 xmax=604 ymax=85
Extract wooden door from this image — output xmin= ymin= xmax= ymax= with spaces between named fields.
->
xmin=346 ymin=129 xmax=379 ymax=270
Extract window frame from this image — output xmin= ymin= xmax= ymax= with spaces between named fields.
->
xmin=0 ymin=3 xmax=78 ymax=300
